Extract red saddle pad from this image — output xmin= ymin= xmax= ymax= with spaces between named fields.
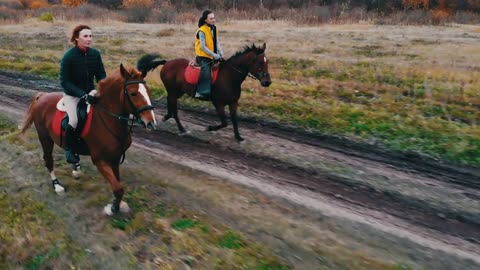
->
xmin=52 ymin=108 xmax=94 ymax=138
xmin=184 ymin=65 xmax=219 ymax=85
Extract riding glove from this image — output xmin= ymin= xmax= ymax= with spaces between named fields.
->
xmin=83 ymin=94 xmax=99 ymax=105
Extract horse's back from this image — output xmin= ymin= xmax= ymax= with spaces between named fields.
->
xmin=160 ymin=58 xmax=189 ymax=82
xmin=35 ymin=92 xmax=62 ymax=111
xmin=32 ymin=92 xmax=63 ymax=129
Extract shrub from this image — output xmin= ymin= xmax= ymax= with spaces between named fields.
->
xmin=175 ymin=11 xmax=196 ymax=23
xmin=0 ymin=6 xmax=22 ymax=22
xmin=152 ymin=6 xmax=177 ymax=23
xmin=122 ymin=0 xmax=153 ymax=9
xmin=0 ymin=0 xmax=23 ymax=10
xmin=123 ymin=6 xmax=151 ymax=23
xmin=39 ymin=11 xmax=53 ymax=22
xmin=431 ymin=8 xmax=451 ymax=24
xmin=93 ymin=0 xmax=123 ymax=9
xmin=62 ymin=0 xmax=87 ymax=7
xmin=29 ymin=0 xmax=48 ymax=9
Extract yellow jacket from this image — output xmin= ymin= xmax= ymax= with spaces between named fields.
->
xmin=195 ymin=24 xmax=217 ymax=59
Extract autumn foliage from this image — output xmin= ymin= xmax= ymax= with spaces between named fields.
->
xmin=18 ymin=0 xmax=48 ymax=9
xmin=122 ymin=0 xmax=153 ymax=9
xmin=402 ymin=0 xmax=430 ymax=9
xmin=62 ymin=0 xmax=88 ymax=7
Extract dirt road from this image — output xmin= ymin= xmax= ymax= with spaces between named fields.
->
xmin=0 ymin=70 xmax=479 ymax=269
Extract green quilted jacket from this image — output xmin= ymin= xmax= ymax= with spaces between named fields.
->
xmin=59 ymin=46 xmax=106 ymax=97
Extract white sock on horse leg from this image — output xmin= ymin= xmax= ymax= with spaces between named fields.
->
xmin=72 ymin=163 xmax=81 ymax=179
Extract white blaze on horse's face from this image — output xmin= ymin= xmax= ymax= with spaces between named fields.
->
xmin=138 ymin=83 xmax=157 ymax=125
xmin=264 ymin=56 xmax=267 ymax=63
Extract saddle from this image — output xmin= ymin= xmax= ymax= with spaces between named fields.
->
xmin=52 ymin=97 xmax=95 ymax=155
xmin=184 ymin=61 xmax=220 ymax=85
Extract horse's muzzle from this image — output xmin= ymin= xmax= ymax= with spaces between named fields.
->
xmin=261 ymin=80 xmax=272 ymax=87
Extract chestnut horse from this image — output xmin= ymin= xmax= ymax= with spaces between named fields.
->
xmin=20 ymin=55 xmax=158 ymax=215
xmin=143 ymin=43 xmax=271 ymax=142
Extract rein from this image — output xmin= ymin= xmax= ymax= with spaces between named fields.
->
xmin=222 ymin=53 xmax=268 ymax=81
xmin=224 ymin=60 xmax=258 ymax=80
xmin=95 ymin=79 xmax=155 ymax=164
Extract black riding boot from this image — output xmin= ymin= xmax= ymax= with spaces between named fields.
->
xmin=64 ymin=124 xmax=80 ymax=164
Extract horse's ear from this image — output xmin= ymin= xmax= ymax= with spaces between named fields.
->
xmin=120 ymin=63 xmax=130 ymax=79
xmin=262 ymin=43 xmax=266 ymax=51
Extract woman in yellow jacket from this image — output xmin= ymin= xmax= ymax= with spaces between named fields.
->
xmin=194 ymin=10 xmax=224 ymax=100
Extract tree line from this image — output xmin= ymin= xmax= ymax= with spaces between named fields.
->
xmin=44 ymin=0 xmax=480 ymax=13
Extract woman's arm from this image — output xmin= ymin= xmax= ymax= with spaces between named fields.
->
xmin=199 ymin=31 xmax=219 ymax=59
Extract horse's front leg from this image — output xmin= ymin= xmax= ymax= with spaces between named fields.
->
xmin=207 ymin=103 xmax=228 ymax=131
xmin=94 ymin=160 xmax=129 ymax=215
xmin=229 ymin=102 xmax=244 ymax=142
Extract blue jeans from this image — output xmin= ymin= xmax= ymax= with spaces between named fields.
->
xmin=196 ymin=56 xmax=212 ymax=96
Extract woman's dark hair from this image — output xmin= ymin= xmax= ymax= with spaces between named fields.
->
xmin=198 ymin=10 xmax=213 ymax=27
xmin=70 ymin=24 xmax=91 ymax=44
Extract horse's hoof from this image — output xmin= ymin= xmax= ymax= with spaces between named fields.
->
xmin=103 ymin=204 xmax=114 ymax=216
xmin=120 ymin=201 xmax=130 ymax=213
xmin=52 ymin=179 xmax=65 ymax=194
xmin=239 ymin=139 xmax=246 ymax=144
xmin=179 ymin=130 xmax=190 ymax=136
xmin=54 ymin=184 xmax=65 ymax=194
xmin=72 ymin=170 xmax=81 ymax=179
xmin=71 ymin=163 xmax=81 ymax=179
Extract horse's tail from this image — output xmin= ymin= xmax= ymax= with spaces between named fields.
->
xmin=137 ymin=53 xmax=166 ymax=77
xmin=20 ymin=92 xmax=43 ymax=133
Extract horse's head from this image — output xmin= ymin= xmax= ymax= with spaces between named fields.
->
xmin=248 ymin=43 xmax=272 ymax=87
xmin=119 ymin=64 xmax=157 ymax=130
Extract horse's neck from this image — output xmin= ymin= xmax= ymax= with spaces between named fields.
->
xmin=230 ymin=54 xmax=251 ymax=71
xmin=98 ymin=88 xmax=125 ymax=114
xmin=225 ymin=56 xmax=251 ymax=82
xmin=92 ymin=92 xmax=130 ymax=138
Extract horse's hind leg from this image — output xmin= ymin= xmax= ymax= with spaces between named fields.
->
xmin=38 ymin=131 xmax=64 ymax=193
xmin=207 ymin=103 xmax=228 ymax=132
xmin=167 ymin=96 xmax=187 ymax=134
xmin=162 ymin=96 xmax=173 ymax=122
xmin=228 ymin=103 xmax=244 ymax=142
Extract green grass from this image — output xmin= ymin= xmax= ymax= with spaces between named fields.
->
xmin=218 ymin=230 xmax=245 ymax=249
xmin=171 ymin=218 xmax=197 ymax=231
xmin=0 ymin=188 xmax=76 ymax=270
xmin=0 ymin=126 xmax=293 ymax=269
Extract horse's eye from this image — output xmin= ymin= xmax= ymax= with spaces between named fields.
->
xmin=131 ymin=93 xmax=137 ymax=97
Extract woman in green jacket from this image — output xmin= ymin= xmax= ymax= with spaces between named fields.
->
xmin=59 ymin=24 xmax=106 ymax=164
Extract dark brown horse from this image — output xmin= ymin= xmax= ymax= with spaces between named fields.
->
xmin=144 ymin=43 xmax=271 ymax=142
xmin=20 ymin=55 xmax=158 ymax=215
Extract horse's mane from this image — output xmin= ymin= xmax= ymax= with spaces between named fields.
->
xmin=97 ymin=66 xmax=141 ymax=95
xmin=228 ymin=44 xmax=265 ymax=61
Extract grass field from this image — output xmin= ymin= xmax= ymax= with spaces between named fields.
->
xmin=0 ymin=19 xmax=479 ymax=166
xmin=0 ymin=113 xmax=296 ymax=269
xmin=1 ymin=112 xmax=432 ymax=270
